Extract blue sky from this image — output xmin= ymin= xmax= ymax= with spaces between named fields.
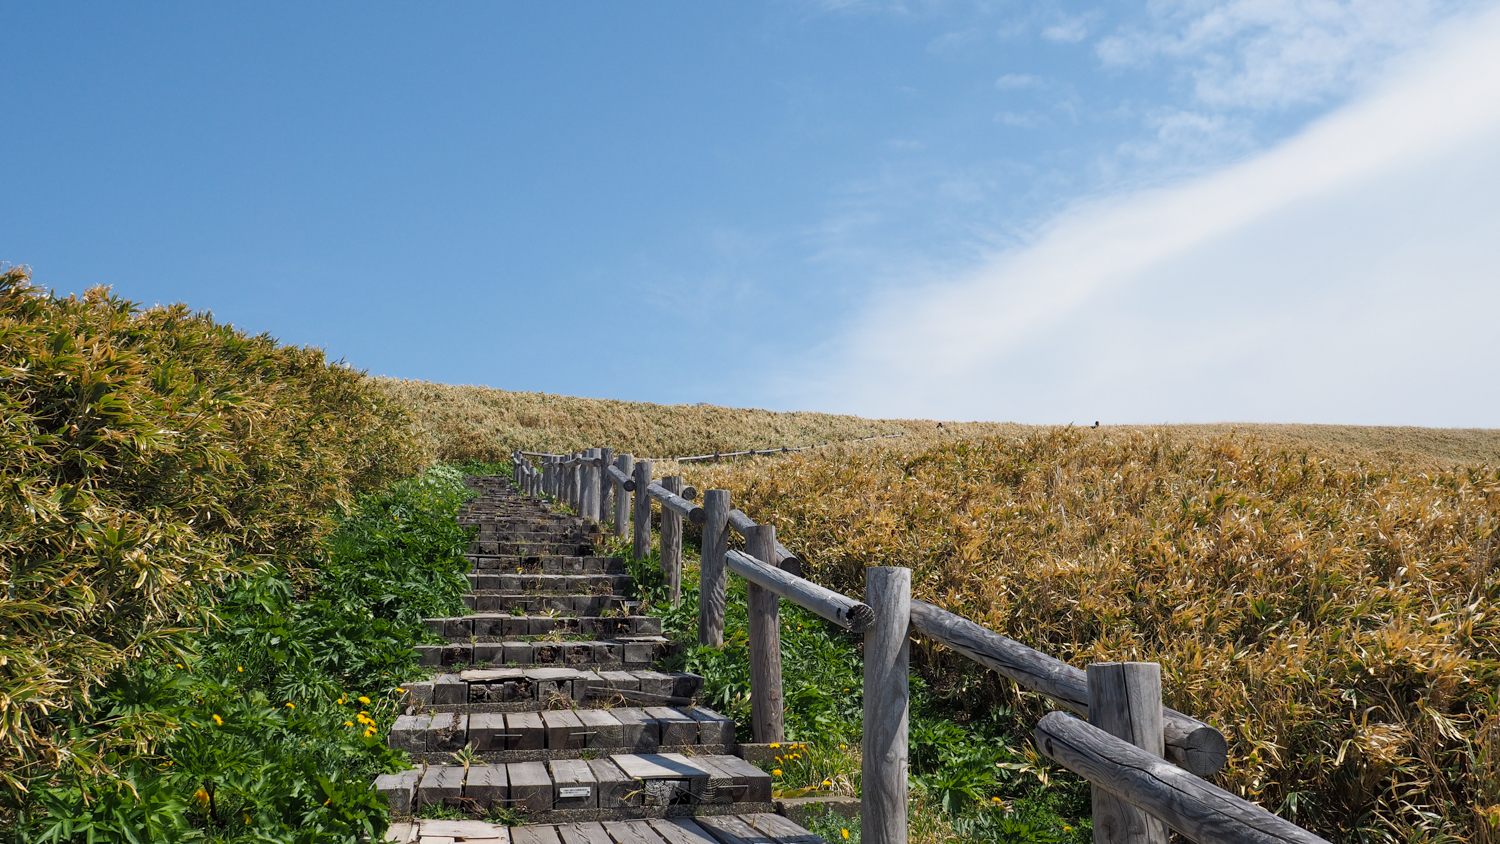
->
xmin=4 ymin=1 xmax=1497 ymax=425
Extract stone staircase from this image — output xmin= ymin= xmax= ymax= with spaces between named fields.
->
xmin=378 ymin=476 xmax=824 ymax=843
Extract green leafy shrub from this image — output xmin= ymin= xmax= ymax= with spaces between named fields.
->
xmin=7 ymin=464 xmax=473 ymax=842
xmin=0 ymin=266 xmax=429 ymax=805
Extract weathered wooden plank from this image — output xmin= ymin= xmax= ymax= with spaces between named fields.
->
xmin=745 ymin=526 xmax=784 ymax=744
xmin=1089 ymin=662 xmax=1169 ymax=844
xmin=692 ymin=815 xmax=772 ymax=844
xmin=603 ymin=821 xmax=667 ymax=844
xmin=724 ymin=550 xmax=873 ymax=633
xmin=863 ymin=567 xmax=909 ymax=844
xmin=613 ymin=455 xmax=634 ymax=539
xmin=607 ymin=464 xmax=637 ymax=492
xmin=741 ymin=814 xmax=822 ymax=844
xmin=465 ymin=764 xmax=508 ymax=809
xmin=908 ymin=599 xmax=1226 ymax=775
xmin=550 ymin=758 xmax=598 ymax=809
xmin=507 ymin=761 xmax=554 ymax=814
xmin=646 ymin=818 xmax=720 ymax=844
xmin=512 ymin=826 xmax=563 ymax=844
xmin=556 ymin=822 xmax=613 ymax=844
xmin=1035 ymin=713 xmax=1330 ymax=844
xmin=542 ymin=709 xmax=586 ymax=750
xmin=644 ymin=706 xmax=698 ymax=747
xmin=585 ymin=757 xmax=637 ymax=809
xmin=699 ymin=490 xmax=731 ymax=648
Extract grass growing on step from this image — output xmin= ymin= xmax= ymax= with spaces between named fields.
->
xmin=613 ymin=540 xmax=1090 ymax=844
xmin=7 ymin=466 xmax=476 ymax=843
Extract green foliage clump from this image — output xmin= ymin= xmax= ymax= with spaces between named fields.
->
xmin=0 ymin=266 xmax=429 ymax=800
xmin=7 ymin=464 xmax=474 ymax=842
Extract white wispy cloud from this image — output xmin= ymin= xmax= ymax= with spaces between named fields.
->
xmin=1041 ymin=12 xmax=1100 ymax=44
xmin=775 ymin=3 xmax=1500 ymax=425
xmin=1097 ymin=0 xmax=1471 ymax=110
xmin=994 ymin=72 xmax=1044 ymax=90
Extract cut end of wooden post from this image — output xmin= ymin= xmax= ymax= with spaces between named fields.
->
xmin=846 ymin=603 xmax=877 ymax=634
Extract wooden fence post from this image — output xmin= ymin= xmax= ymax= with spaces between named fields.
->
xmin=614 ymin=454 xmax=634 ymax=539
xmin=700 ymin=489 xmax=730 ymax=647
xmin=543 ymin=457 xmax=554 ymax=498
xmin=1087 ymin=662 xmax=1168 ymax=844
xmin=746 ymin=524 xmax=785 ymax=743
xmin=632 ymin=459 xmax=653 ymax=561
xmin=598 ymin=447 xmax=614 ymax=529
xmin=863 ymin=566 xmax=910 ymax=844
xmin=571 ymin=453 xmax=583 ymax=512
xmin=661 ymin=476 xmax=684 ymax=606
xmin=583 ymin=448 xmax=601 ymax=522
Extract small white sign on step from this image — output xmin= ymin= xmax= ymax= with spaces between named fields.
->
xmin=558 ymin=786 xmax=592 ymax=799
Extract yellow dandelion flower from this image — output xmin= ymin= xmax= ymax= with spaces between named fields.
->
xmin=395 ymin=687 xmax=407 ymax=694
xmin=236 ymin=665 xmax=244 ymax=673
xmin=841 ymin=829 xmax=850 ymax=840
xmin=176 ymin=663 xmax=186 ymax=669
xmin=336 ymin=696 xmax=346 ymax=705
xmin=211 ymin=714 xmax=223 ymax=726
xmin=363 ymin=726 xmax=377 ymax=737
xmin=344 ymin=720 xmax=354 ymax=728
xmin=357 ymin=695 xmax=370 ymax=705
xmin=772 ymin=769 xmax=783 ymax=777
xmin=769 ymin=742 xmax=781 ymax=749
xmin=822 ymin=779 xmax=833 ymax=788
xmin=284 ymin=702 xmax=295 ymax=710
xmin=193 ymin=787 xmax=210 ymax=805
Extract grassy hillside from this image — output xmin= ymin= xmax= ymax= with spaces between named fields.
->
xmin=391 ymin=378 xmax=1500 ymax=840
xmin=382 ymin=378 xmax=1500 ymax=470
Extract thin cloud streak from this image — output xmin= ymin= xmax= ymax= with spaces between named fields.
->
xmin=776 ymin=4 xmax=1500 ymax=425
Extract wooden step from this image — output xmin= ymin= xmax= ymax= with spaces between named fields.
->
xmin=403 ymin=668 xmax=703 ymax=709
xmin=415 ymin=636 xmax=672 ymax=669
xmin=467 ymin=573 xmax=633 ymax=594
xmin=467 ymin=555 xmax=627 ymax=574
xmin=375 ymin=754 xmax=772 ymax=819
xmin=385 ymin=813 xmax=824 ymax=844
xmin=464 ymin=594 xmax=638 ymax=615
xmin=390 ymin=705 xmax=734 ymax=758
xmin=473 ymin=540 xmax=598 ymax=556
xmin=425 ymin=614 xmax=662 ymax=640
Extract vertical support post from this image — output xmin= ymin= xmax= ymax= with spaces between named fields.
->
xmin=631 ymin=459 xmax=653 ymax=561
xmin=746 ymin=524 xmax=785 ymax=743
xmin=614 ymin=454 xmax=634 ymax=539
xmin=661 ymin=476 xmax=684 ymax=606
xmin=598 ymin=447 xmax=614 ymax=529
xmin=582 ymin=448 xmax=600 ymax=522
xmin=863 ymin=567 xmax=910 ymax=844
xmin=699 ymin=489 xmax=730 ymax=647
xmin=543 ymin=458 xmax=553 ymax=498
xmin=1087 ymin=662 xmax=1169 ymax=844
xmin=570 ymin=453 xmax=582 ymax=512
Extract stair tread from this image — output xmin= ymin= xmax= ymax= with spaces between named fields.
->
xmin=386 ymin=814 xmax=823 ymax=843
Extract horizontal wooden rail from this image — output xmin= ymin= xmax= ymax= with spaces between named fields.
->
xmin=646 ymin=481 xmax=705 ymax=525
xmin=605 ymin=464 xmax=636 ymax=491
xmin=726 ymin=509 xmax=802 ymax=570
xmin=724 ymin=549 xmax=874 ymax=633
xmin=909 ymin=600 xmax=1227 ymax=776
xmin=1034 ymin=713 xmax=1328 ymax=844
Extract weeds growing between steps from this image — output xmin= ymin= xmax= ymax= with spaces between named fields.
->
xmin=4 ymin=465 xmax=487 ymax=843
xmin=616 ymin=538 xmax=1092 ymax=844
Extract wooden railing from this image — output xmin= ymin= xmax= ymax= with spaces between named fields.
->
xmin=510 ymin=448 xmax=1331 ymax=844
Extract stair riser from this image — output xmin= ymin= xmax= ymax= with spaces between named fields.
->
xmin=403 ymin=672 xmax=701 ymax=709
xmin=468 ymin=574 xmax=632 ymax=593
xmin=463 ymin=595 xmax=636 ymax=614
xmin=424 ymin=615 xmax=662 ymax=638
xmin=415 ymin=640 xmax=670 ymax=669
xmin=466 ymin=555 xmax=625 ymax=574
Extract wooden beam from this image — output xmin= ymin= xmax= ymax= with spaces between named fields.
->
xmin=726 ymin=509 xmax=802 ymax=571
xmin=1034 ymin=713 xmax=1329 ymax=844
xmin=724 ymin=550 xmax=873 ymax=634
xmin=646 ymin=482 xmax=705 ymax=525
xmin=908 ymin=600 xmax=1226 ymax=775
xmin=1088 ymin=663 xmax=1168 ymax=844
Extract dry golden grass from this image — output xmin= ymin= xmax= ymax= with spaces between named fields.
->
xmin=690 ymin=429 xmax=1500 ymax=841
xmin=381 ymin=378 xmax=1500 ymax=470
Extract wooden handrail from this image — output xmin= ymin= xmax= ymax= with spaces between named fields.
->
xmin=724 ymin=549 xmax=874 ymax=633
xmin=908 ymin=600 xmax=1227 ymax=776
